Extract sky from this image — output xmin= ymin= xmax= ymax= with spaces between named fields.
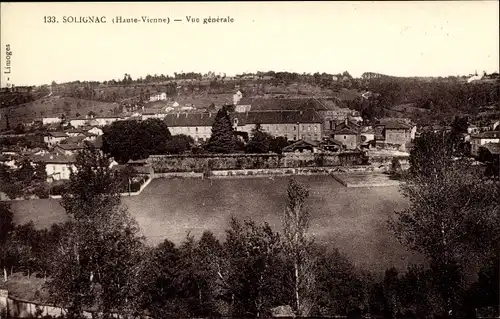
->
xmin=0 ymin=1 xmax=499 ymax=87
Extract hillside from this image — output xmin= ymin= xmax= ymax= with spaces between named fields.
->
xmin=0 ymin=96 xmax=119 ymax=129
xmin=0 ymin=83 xmax=364 ymax=130
xmin=3 ymin=74 xmax=497 ymax=130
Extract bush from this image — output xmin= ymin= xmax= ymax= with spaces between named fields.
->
xmin=2 ymin=183 xmax=23 ymax=199
xmin=34 ymin=185 xmax=49 ymax=199
xmin=390 ymin=157 xmax=402 ymax=173
xmin=50 ymin=183 xmax=68 ymax=196
xmin=130 ymin=181 xmax=142 ymax=192
xmin=315 ymin=154 xmax=325 ymax=167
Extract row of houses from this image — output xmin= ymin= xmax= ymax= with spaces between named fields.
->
xmin=42 ymin=115 xmax=125 ymax=128
xmin=32 ymin=126 xmax=105 ymax=182
xmin=164 ymin=110 xmax=415 ymax=151
xmin=44 ymin=126 xmax=103 ymax=146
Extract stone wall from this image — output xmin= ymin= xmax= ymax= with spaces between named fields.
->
xmin=0 ymin=289 xmax=93 ymax=319
xmin=369 ymin=155 xmax=409 ymax=166
xmin=148 ymin=152 xmax=367 ymax=173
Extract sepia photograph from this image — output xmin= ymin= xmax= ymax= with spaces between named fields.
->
xmin=0 ymin=1 xmax=499 ymax=318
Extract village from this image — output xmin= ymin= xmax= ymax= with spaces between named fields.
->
xmin=0 ymin=87 xmax=499 ymax=196
xmin=1 ymin=2 xmax=499 ymax=318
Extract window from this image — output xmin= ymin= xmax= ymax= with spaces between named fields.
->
xmin=344 ymin=136 xmax=346 ymax=140
xmin=308 ymin=125 xmax=311 ymax=132
xmin=294 ymin=126 xmax=297 ymax=131
xmin=195 ymin=127 xmax=198 ymax=133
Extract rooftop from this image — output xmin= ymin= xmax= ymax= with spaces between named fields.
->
xmin=376 ymin=118 xmax=414 ymax=129
xmin=282 ymin=139 xmax=320 ymax=152
xmin=61 ymin=136 xmax=87 ymax=144
xmin=46 ymin=131 xmax=68 ymax=138
xmin=164 ymin=109 xmax=323 ymax=127
xmin=240 ymin=109 xmax=323 ymax=125
xmin=55 ymin=143 xmax=86 ymax=151
xmin=482 ymin=142 xmax=500 ymax=155
xmin=31 ymin=153 xmax=77 ymax=164
xmin=333 ymin=128 xmax=358 ymax=135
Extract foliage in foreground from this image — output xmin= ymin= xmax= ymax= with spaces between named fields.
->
xmin=1 ymin=141 xmax=498 ymax=318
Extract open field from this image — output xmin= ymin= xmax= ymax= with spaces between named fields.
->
xmin=9 ymin=175 xmax=419 ymax=273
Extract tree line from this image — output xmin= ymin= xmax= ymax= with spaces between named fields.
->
xmin=346 ymin=78 xmax=499 ymax=125
xmin=1 ymin=129 xmax=498 ymax=318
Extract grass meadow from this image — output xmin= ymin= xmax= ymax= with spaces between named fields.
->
xmin=10 ymin=175 xmax=421 ymax=274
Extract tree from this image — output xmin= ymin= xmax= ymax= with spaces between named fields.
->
xmin=389 ymin=132 xmax=500 ymax=317
xmin=140 ymin=118 xmax=172 ymax=155
xmin=282 ymin=178 xmax=315 ymax=316
xmin=63 ymin=101 xmax=72 ymax=116
xmin=103 ymin=119 xmax=172 ymax=164
xmin=194 ymin=231 xmax=223 ymax=316
xmin=14 ymin=158 xmax=35 ymax=184
xmin=103 ymin=120 xmax=143 ymax=163
xmin=313 ymin=246 xmax=371 ymax=317
xmin=0 ymin=164 xmax=22 ymax=199
xmin=246 ymin=123 xmax=273 ymax=154
xmin=222 ymin=217 xmax=288 ymax=317
xmin=269 ymin=136 xmax=289 ymax=154
xmin=49 ymin=144 xmax=146 ymax=317
xmin=14 ymin=123 xmax=25 ymax=134
xmin=147 ymin=239 xmax=187 ymax=317
xmin=342 ymin=71 xmax=353 ymax=79
xmin=0 ymin=202 xmax=14 ymax=281
xmin=477 ymin=147 xmax=499 ymax=180
xmin=205 ymin=107 xmax=238 ymax=153
xmin=165 ymin=134 xmax=194 ymax=154
xmin=408 ymin=131 xmax=454 ymax=179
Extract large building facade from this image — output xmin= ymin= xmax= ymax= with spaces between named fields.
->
xmin=164 ymin=110 xmax=324 ymax=143
xmin=471 ymin=131 xmax=500 ymax=156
